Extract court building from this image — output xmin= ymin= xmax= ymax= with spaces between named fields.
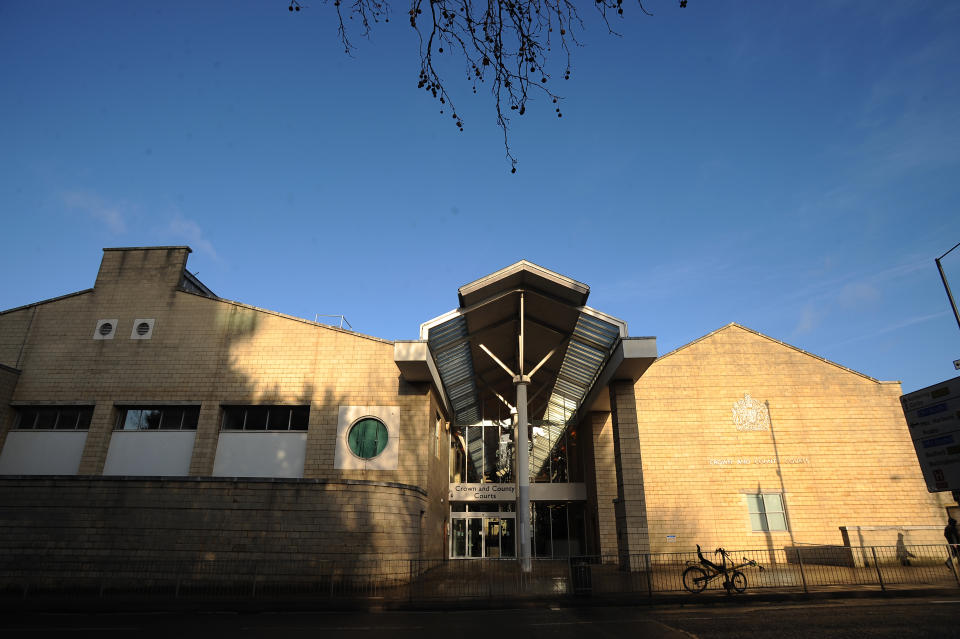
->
xmin=0 ymin=246 xmax=951 ymax=572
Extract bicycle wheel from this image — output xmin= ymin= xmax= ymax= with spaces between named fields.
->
xmin=682 ymin=565 xmax=708 ymax=593
xmin=730 ymin=570 xmax=747 ymax=593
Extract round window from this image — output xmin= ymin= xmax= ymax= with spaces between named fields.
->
xmin=347 ymin=418 xmax=388 ymax=459
xmin=98 ymin=322 xmax=113 ymax=336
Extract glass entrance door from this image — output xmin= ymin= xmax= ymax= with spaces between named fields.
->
xmin=450 ymin=514 xmax=516 ymax=558
xmin=484 ymin=518 xmax=501 ymax=558
xmin=467 ymin=517 xmax=483 ymax=558
xmin=452 ymin=518 xmax=466 ymax=558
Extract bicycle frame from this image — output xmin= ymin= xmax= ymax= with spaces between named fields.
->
xmin=683 ymin=546 xmax=764 ymax=594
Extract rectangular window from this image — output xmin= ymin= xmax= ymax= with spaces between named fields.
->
xmin=450 ymin=426 xmax=466 ymax=482
xmin=116 ymin=406 xmax=200 ymax=431
xmin=746 ymin=493 xmax=788 ymax=532
xmin=220 ymin=406 xmax=309 ymax=431
xmin=15 ymin=406 xmax=93 ymax=430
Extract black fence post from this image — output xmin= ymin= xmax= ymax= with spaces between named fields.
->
xmin=796 ymin=547 xmax=808 ymax=593
xmin=645 ymin=554 xmax=653 ymax=597
xmin=871 ymin=547 xmax=885 ymax=591
xmin=949 ymin=545 xmax=960 ymax=588
xmin=175 ymin=558 xmax=183 ymax=599
xmin=408 ymin=559 xmax=414 ymax=604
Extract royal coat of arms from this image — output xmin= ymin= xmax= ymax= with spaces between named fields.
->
xmin=732 ymin=393 xmax=770 ymax=431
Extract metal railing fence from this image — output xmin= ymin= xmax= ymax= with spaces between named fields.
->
xmin=1 ymin=544 xmax=958 ymax=602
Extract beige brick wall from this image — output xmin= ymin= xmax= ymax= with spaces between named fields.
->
xmin=610 ymin=381 xmax=651 ymax=556
xmin=632 ymin=324 xmax=951 ymax=554
xmin=0 ymin=247 xmax=449 ymax=561
xmin=0 ymin=477 xmax=429 ymax=565
xmin=0 ymin=303 xmax=42 ymax=369
xmin=425 ymin=391 xmax=451 ymax=558
xmin=0 ymin=366 xmax=20 ymax=454
xmin=3 ymin=248 xmax=436 ymax=482
xmin=586 ymin=411 xmax=618 ymax=556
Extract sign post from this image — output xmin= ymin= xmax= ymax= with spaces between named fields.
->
xmin=901 ymin=376 xmax=960 ymax=492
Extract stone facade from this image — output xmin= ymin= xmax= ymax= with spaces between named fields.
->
xmin=0 ymin=248 xmax=952 ymax=575
xmin=0 ymin=247 xmax=449 ymax=565
xmin=626 ymin=323 xmax=951 ymax=554
xmin=0 ymin=477 xmax=427 ymax=565
xmin=0 ymin=366 xmax=19 ymax=454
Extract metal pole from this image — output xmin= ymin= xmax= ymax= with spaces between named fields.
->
xmin=516 ymin=378 xmax=531 ymax=572
xmin=796 ymin=547 xmax=808 ymax=593
xmin=645 ymin=553 xmax=653 ymax=597
xmin=936 ymin=257 xmax=960 ymax=332
xmin=949 ymin=545 xmax=960 ymax=588
xmin=871 ymin=547 xmax=885 ymax=591
xmin=519 ymin=293 xmax=525 ymax=374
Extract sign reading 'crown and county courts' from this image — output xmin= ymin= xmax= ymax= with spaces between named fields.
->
xmin=901 ymin=376 xmax=960 ymax=492
xmin=449 ymin=483 xmax=516 ymax=501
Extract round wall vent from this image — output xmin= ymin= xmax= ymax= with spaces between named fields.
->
xmin=98 ymin=322 xmax=114 ymax=336
xmin=136 ymin=322 xmax=150 ymax=336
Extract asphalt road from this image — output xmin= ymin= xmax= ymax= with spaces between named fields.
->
xmin=2 ymin=596 xmax=958 ymax=638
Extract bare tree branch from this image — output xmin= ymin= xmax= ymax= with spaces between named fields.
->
xmin=292 ymin=1 xmax=687 ymax=171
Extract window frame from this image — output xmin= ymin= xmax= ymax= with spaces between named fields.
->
xmin=346 ymin=417 xmax=389 ymax=460
xmin=115 ymin=406 xmax=200 ymax=431
xmin=746 ymin=492 xmax=788 ymax=532
xmin=14 ymin=406 xmax=94 ymax=431
xmin=220 ymin=405 xmax=310 ymax=432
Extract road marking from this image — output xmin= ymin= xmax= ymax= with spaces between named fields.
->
xmin=648 ymin=617 xmax=701 ymax=639
xmin=240 ymin=627 xmax=424 ymax=631
xmin=5 ymin=629 xmax=139 ymax=633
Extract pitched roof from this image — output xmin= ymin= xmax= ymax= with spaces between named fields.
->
xmin=655 ymin=322 xmax=898 ymax=384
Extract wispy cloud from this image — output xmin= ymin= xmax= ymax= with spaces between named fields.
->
xmin=166 ymin=214 xmax=218 ymax=260
xmin=794 ymin=303 xmax=822 ymax=335
xmin=788 ymin=256 xmax=929 ymax=336
xmin=793 ymin=257 xmax=928 ymax=304
xmin=602 ymin=232 xmax=755 ymax=303
xmin=838 ymin=281 xmax=881 ymax=309
xmin=825 ymin=310 xmax=950 ymax=349
xmin=854 ymin=16 xmax=960 ymax=182
xmin=62 ymin=190 xmax=128 ymax=234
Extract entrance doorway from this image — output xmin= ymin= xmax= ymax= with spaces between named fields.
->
xmin=450 ymin=514 xmax=516 ymax=559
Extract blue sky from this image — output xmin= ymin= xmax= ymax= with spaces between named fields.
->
xmin=1 ymin=1 xmax=958 ymax=393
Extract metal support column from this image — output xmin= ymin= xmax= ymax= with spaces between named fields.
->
xmin=516 ymin=292 xmax=532 ymax=572
xmin=515 ymin=376 xmax=531 ymax=572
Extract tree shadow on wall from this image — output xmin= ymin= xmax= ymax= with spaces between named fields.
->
xmin=0 ymin=289 xmax=441 ymax=591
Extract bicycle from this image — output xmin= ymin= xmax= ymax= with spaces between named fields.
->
xmin=682 ymin=544 xmax=764 ymax=594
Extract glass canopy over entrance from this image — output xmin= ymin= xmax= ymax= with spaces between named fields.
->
xmin=420 ymin=261 xmax=627 ymax=428
xmin=396 ymin=261 xmax=657 ymax=564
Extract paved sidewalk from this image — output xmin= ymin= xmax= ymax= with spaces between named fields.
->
xmin=2 ymin=555 xmax=958 ymax=613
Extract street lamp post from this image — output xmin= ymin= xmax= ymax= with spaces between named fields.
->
xmin=936 ymin=241 xmax=960 ymax=332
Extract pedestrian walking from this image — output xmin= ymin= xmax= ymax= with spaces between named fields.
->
xmin=944 ymin=517 xmax=959 ymax=568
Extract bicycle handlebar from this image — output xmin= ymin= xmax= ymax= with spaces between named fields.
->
xmin=697 ymin=545 xmax=764 ymax=571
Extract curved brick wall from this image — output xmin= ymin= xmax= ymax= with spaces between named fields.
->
xmin=0 ymin=477 xmax=430 ymax=573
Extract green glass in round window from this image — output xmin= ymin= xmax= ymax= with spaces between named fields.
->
xmin=348 ymin=418 xmax=388 ymax=459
